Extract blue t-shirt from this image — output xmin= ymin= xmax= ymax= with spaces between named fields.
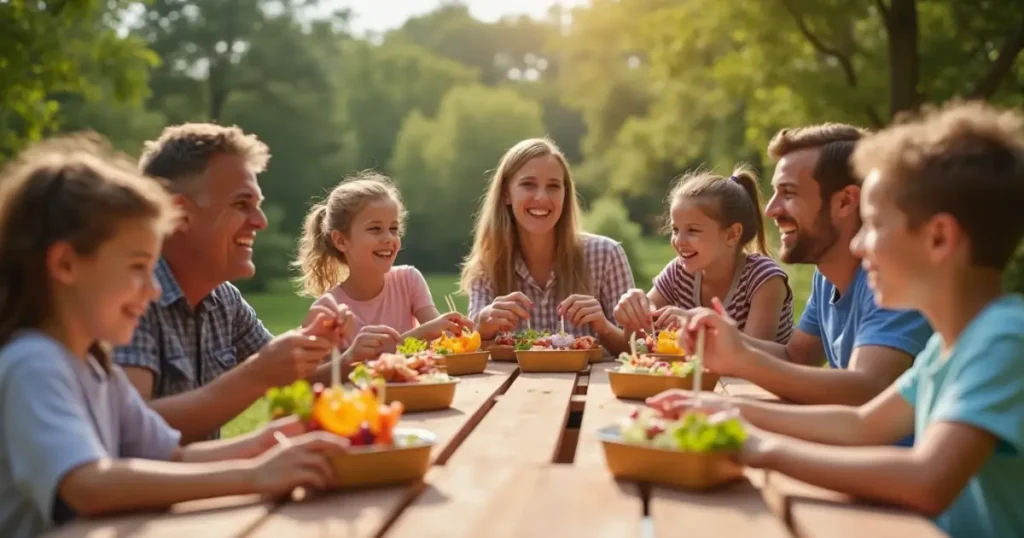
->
xmin=896 ymin=295 xmax=1024 ymax=538
xmin=0 ymin=332 xmax=181 ymax=538
xmin=797 ymin=266 xmax=933 ymax=370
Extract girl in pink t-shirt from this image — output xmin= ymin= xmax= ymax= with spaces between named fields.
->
xmin=614 ymin=166 xmax=794 ymax=344
xmin=295 ymin=172 xmax=473 ymax=363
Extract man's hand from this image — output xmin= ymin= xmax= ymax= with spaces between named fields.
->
xmin=251 ymin=327 xmax=335 ymax=388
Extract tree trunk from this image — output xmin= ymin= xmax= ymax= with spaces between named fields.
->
xmin=885 ymin=0 xmax=919 ymax=119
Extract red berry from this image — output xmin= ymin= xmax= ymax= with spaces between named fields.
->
xmin=629 ymin=409 xmax=640 ymax=420
xmin=306 ymin=417 xmax=322 ymax=431
xmin=312 ymin=383 xmax=325 ymax=399
xmin=646 ymin=424 xmax=665 ymax=438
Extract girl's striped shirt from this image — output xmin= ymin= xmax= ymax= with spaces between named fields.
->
xmin=653 ymin=253 xmax=794 ymax=343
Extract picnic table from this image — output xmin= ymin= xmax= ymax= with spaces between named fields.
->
xmin=50 ymin=361 xmax=948 ymax=538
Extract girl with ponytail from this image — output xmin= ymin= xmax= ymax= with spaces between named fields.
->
xmin=615 ymin=165 xmax=795 ymax=344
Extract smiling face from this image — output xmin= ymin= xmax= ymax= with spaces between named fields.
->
xmin=669 ymin=198 xmax=740 ymax=273
xmin=332 ymin=196 xmax=401 ymax=277
xmin=850 ymin=171 xmax=931 ymax=310
xmin=180 ymin=152 xmax=268 ymax=283
xmin=55 ymin=218 xmax=164 ymax=345
xmin=505 ymin=154 xmax=566 ymax=238
xmin=765 ymin=149 xmax=841 ymax=264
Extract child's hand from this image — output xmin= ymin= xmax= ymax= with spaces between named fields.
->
xmin=681 ymin=298 xmax=748 ymax=375
xmin=736 ymin=421 xmax=778 ymax=468
xmin=478 ymin=292 xmax=532 ymax=337
xmin=417 ymin=312 xmax=475 ymax=341
xmin=652 ymin=306 xmax=692 ymax=330
xmin=252 ymin=415 xmax=309 ymax=457
xmin=559 ymin=294 xmax=611 ymax=334
xmin=346 ymin=326 xmax=402 ymax=363
xmin=645 ymin=389 xmax=732 ymax=419
xmin=614 ymin=289 xmax=652 ymax=332
xmin=249 ymin=432 xmax=348 ymax=495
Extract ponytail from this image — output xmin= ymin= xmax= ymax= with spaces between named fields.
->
xmin=729 ymin=166 xmax=769 ymax=256
xmin=293 ymin=202 xmax=347 ymax=297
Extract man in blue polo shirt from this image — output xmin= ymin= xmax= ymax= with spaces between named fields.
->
xmin=688 ymin=123 xmax=933 ymax=410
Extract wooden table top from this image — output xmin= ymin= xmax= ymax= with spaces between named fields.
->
xmin=49 ymin=361 xmax=948 ymax=538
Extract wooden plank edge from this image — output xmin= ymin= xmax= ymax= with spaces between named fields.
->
xmin=432 ymin=367 xmax=520 ymax=466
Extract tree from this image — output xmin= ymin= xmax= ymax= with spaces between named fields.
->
xmin=391 ymin=85 xmax=546 ymax=271
xmin=0 ymin=0 xmax=157 ymax=157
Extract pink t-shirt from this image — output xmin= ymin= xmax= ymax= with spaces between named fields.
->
xmin=326 ymin=266 xmax=434 ymax=334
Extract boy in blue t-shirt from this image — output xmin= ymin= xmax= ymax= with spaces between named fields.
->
xmin=651 ymin=100 xmax=1024 ymax=537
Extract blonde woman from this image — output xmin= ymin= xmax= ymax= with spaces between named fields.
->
xmin=459 ymin=138 xmax=634 ymax=355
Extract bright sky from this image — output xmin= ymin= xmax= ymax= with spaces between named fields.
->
xmin=323 ymin=0 xmax=589 ymax=34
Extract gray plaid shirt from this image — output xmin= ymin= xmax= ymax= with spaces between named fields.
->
xmin=468 ymin=233 xmax=635 ymax=337
xmin=113 ymin=258 xmax=273 ymax=402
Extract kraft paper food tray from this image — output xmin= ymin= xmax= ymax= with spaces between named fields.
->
xmin=483 ymin=340 xmax=517 ymax=361
xmin=588 ymin=347 xmax=605 ymax=363
xmin=515 ymin=349 xmax=590 ymax=372
xmin=598 ymin=425 xmax=743 ymax=490
xmin=329 ymin=427 xmax=435 ymax=488
xmin=608 ymin=370 xmax=720 ymax=400
xmin=642 ymin=352 xmax=688 ymax=362
xmin=383 ymin=379 xmax=458 ymax=412
xmin=438 ymin=351 xmax=489 ymax=375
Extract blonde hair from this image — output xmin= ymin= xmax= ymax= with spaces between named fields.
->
xmin=667 ymin=165 xmax=769 ymax=256
xmin=459 ymin=138 xmax=589 ymax=300
xmin=293 ymin=171 xmax=406 ymax=297
xmin=0 ymin=133 xmax=178 ymax=371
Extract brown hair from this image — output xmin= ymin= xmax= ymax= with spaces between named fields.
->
xmin=459 ymin=138 xmax=589 ymax=300
xmin=138 ymin=123 xmax=270 ymax=196
xmin=768 ymin=123 xmax=870 ymax=201
xmin=667 ymin=165 xmax=769 ymax=256
xmin=852 ymin=100 xmax=1024 ymax=270
xmin=0 ymin=133 xmax=178 ymax=370
xmin=293 ymin=171 xmax=407 ymax=297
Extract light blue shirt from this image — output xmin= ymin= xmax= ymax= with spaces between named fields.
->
xmin=896 ymin=295 xmax=1024 ymax=538
xmin=798 ymin=266 xmax=933 ymax=370
xmin=0 ymin=332 xmax=181 ymax=538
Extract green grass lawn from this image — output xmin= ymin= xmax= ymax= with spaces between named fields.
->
xmin=224 ymin=238 xmax=813 ymax=437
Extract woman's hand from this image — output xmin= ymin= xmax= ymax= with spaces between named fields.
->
xmin=652 ymin=306 xmax=691 ymax=331
xmin=614 ymin=289 xmax=652 ymax=333
xmin=477 ymin=292 xmax=532 ymax=338
xmin=559 ymin=294 xmax=612 ymax=335
xmin=415 ymin=312 xmax=475 ymax=341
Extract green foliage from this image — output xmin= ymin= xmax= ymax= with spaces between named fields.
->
xmin=1004 ymin=245 xmax=1024 ymax=295
xmin=583 ymin=197 xmax=649 ymax=285
xmin=0 ymin=0 xmax=157 ymax=157
xmin=391 ymin=84 xmax=546 ymax=271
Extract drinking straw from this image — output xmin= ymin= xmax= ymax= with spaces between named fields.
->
xmin=692 ymin=327 xmax=706 ymax=406
xmin=560 ymin=315 xmax=566 ymax=335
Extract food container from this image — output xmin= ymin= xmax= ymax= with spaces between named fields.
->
xmin=383 ymin=379 xmax=458 ymax=412
xmin=483 ymin=340 xmax=517 ymax=361
xmin=438 ymin=351 xmax=489 ymax=375
xmin=598 ymin=425 xmax=743 ymax=490
xmin=515 ymin=349 xmax=589 ymax=373
xmin=587 ymin=347 xmax=605 ymax=363
xmin=329 ymin=427 xmax=436 ymax=488
xmin=641 ymin=353 xmax=688 ymax=362
xmin=608 ymin=370 xmax=719 ymax=400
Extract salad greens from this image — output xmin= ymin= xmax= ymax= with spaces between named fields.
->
xmin=514 ymin=329 xmax=550 ymax=350
xmin=621 ymin=408 xmax=747 ymax=452
xmin=397 ymin=337 xmax=428 ymax=355
xmin=266 ymin=380 xmax=314 ymax=421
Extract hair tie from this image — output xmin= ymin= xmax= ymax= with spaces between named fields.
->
xmin=729 ymin=175 xmax=740 ymax=183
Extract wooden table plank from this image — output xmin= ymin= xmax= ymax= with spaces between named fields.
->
xmin=446 ymin=372 xmax=579 ymax=466
xmin=400 ymin=362 xmax=517 ymax=463
xmin=246 ymin=486 xmax=413 ymax=538
xmin=719 ymin=377 xmax=780 ymax=401
xmin=386 ymin=465 xmax=644 ymax=538
xmin=650 ymin=476 xmax=792 ymax=538
xmin=575 ymin=364 xmax=640 ymax=467
xmin=765 ymin=473 xmax=948 ymax=538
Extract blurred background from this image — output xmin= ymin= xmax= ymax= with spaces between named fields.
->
xmin=4 ymin=0 xmax=1024 ymax=336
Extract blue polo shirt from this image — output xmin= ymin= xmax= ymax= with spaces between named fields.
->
xmin=896 ymin=295 xmax=1024 ymax=538
xmin=798 ymin=266 xmax=933 ymax=370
